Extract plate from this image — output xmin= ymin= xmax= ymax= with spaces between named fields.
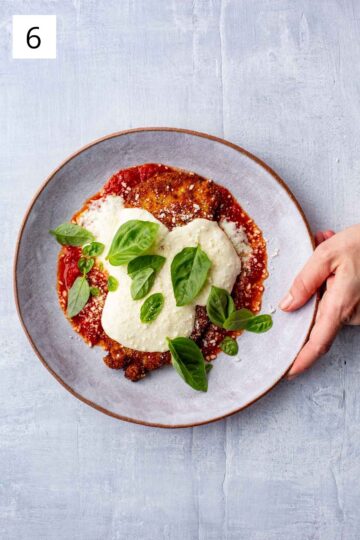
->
xmin=14 ymin=128 xmax=316 ymax=428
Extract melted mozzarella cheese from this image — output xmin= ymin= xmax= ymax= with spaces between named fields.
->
xmin=77 ymin=195 xmax=241 ymax=353
xmin=78 ymin=195 xmax=125 ymax=252
xmin=160 ymin=218 xmax=241 ymax=306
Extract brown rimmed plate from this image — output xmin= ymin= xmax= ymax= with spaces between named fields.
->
xmin=14 ymin=128 xmax=316 ymax=428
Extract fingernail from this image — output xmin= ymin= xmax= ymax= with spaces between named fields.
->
xmin=286 ymin=373 xmax=296 ymax=381
xmin=279 ymin=292 xmax=293 ymax=310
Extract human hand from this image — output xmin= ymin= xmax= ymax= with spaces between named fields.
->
xmin=279 ymin=225 xmax=360 ymax=379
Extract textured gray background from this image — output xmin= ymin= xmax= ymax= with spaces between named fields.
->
xmin=1 ymin=1 xmax=360 ymax=538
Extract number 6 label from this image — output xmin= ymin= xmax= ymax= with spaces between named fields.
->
xmin=13 ymin=15 xmax=56 ymax=59
xmin=27 ymin=27 xmax=41 ymax=49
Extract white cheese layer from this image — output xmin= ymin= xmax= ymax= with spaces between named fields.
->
xmin=78 ymin=195 xmax=125 ymax=253
xmin=161 ymin=218 xmax=241 ymax=306
xmin=77 ymin=196 xmax=241 ymax=353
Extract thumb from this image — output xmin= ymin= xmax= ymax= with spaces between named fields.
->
xmin=279 ymin=241 xmax=334 ymax=311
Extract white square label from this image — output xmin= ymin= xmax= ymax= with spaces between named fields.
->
xmin=12 ymin=15 xmax=56 ymax=59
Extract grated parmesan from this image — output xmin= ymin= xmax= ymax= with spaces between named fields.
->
xmin=219 ymin=219 xmax=252 ymax=262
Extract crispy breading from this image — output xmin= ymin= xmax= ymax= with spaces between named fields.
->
xmin=126 ymin=170 xmax=221 ymax=229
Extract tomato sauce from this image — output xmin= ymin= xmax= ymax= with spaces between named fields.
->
xmin=57 ymin=164 xmax=267 ymax=381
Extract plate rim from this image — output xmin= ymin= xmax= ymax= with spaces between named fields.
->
xmin=13 ymin=126 xmax=318 ymax=428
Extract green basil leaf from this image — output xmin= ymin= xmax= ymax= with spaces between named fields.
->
xmin=223 ymin=308 xmax=254 ymax=330
xmin=90 ymin=286 xmax=100 ymax=297
xmin=140 ymin=293 xmax=164 ymax=323
xmin=67 ymin=276 xmax=90 ymax=318
xmin=220 ymin=336 xmax=239 ymax=356
xmin=167 ymin=337 xmax=208 ymax=392
xmin=82 ymin=241 xmax=105 ymax=257
xmin=224 ymin=309 xmax=273 ymax=333
xmin=130 ymin=268 xmax=155 ymax=300
xmin=128 ymin=255 xmax=166 ymax=277
xmin=107 ymin=220 xmax=159 ymax=265
xmin=244 ymin=314 xmax=273 ymax=333
xmin=206 ymin=286 xmax=235 ymax=328
xmin=107 ymin=275 xmax=118 ymax=292
xmin=78 ymin=257 xmax=94 ymax=275
xmin=171 ymin=245 xmax=211 ymax=306
xmin=205 ymin=363 xmax=213 ymax=374
xmin=50 ymin=223 xmax=94 ymax=246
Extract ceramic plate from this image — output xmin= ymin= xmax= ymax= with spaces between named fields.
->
xmin=15 ymin=128 xmax=316 ymax=428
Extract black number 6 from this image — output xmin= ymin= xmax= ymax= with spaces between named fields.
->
xmin=26 ymin=27 xmax=41 ymax=49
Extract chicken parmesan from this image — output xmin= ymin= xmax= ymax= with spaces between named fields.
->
xmin=51 ymin=164 xmax=270 ymax=390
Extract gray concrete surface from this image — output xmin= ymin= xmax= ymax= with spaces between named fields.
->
xmin=1 ymin=1 xmax=360 ymax=538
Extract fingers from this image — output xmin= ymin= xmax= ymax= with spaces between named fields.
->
xmin=315 ymin=230 xmax=335 ymax=246
xmin=326 ymin=275 xmax=335 ymax=291
xmin=315 ymin=232 xmax=325 ymax=245
xmin=287 ymin=294 xmax=340 ymax=378
xmin=279 ymin=240 xmax=335 ymax=312
xmin=323 ymin=229 xmax=336 ymax=240
xmin=347 ymin=303 xmax=360 ymax=325
xmin=287 ymin=287 xmax=341 ymax=379
xmin=284 ymin=226 xmax=360 ymax=379
xmin=287 ymin=268 xmax=358 ymax=378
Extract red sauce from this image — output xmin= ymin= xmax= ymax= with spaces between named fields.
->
xmin=57 ymin=164 xmax=267 ymax=381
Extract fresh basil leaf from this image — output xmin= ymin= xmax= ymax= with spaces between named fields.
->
xmin=244 ymin=314 xmax=273 ymax=333
xmin=205 ymin=363 xmax=213 ymax=374
xmin=223 ymin=308 xmax=254 ymax=330
xmin=107 ymin=220 xmax=159 ymax=265
xmin=128 ymin=255 xmax=166 ymax=277
xmin=220 ymin=336 xmax=239 ymax=356
xmin=206 ymin=286 xmax=235 ymax=328
xmin=140 ymin=293 xmax=164 ymax=323
xmin=128 ymin=255 xmax=165 ymax=301
xmin=50 ymin=223 xmax=94 ymax=246
xmin=90 ymin=286 xmax=100 ymax=297
xmin=171 ymin=245 xmax=211 ymax=306
xmin=82 ymin=241 xmax=105 ymax=257
xmin=130 ymin=268 xmax=155 ymax=300
xmin=78 ymin=257 xmax=94 ymax=275
xmin=67 ymin=276 xmax=90 ymax=318
xmin=107 ymin=275 xmax=118 ymax=292
xmin=224 ymin=309 xmax=273 ymax=333
xmin=167 ymin=337 xmax=208 ymax=392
